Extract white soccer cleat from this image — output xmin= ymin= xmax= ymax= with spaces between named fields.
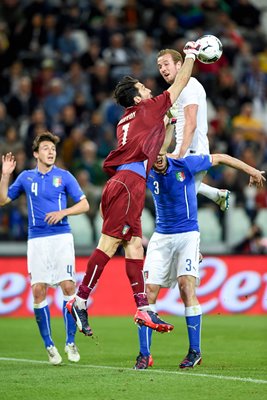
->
xmin=215 ymin=189 xmax=230 ymax=211
xmin=65 ymin=343 xmax=80 ymax=363
xmin=46 ymin=345 xmax=62 ymax=365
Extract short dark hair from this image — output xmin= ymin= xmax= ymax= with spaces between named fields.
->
xmin=114 ymin=76 xmax=139 ymax=108
xmin=32 ymin=131 xmax=60 ymax=152
xmin=157 ymin=49 xmax=183 ymax=64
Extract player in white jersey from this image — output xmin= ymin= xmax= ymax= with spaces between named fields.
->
xmin=157 ymin=49 xmax=230 ymax=210
xmin=0 ymin=132 xmax=89 ymax=365
xmin=134 ymin=149 xmax=265 ymax=369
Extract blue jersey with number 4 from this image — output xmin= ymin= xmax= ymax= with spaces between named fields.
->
xmin=8 ymin=165 xmax=85 ymax=239
xmin=147 ymin=155 xmax=212 ymax=234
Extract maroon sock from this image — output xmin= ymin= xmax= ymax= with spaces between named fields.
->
xmin=77 ymin=249 xmax=110 ymax=300
xmin=125 ymin=258 xmax=149 ymax=308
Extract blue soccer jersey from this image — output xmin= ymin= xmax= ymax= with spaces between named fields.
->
xmin=8 ymin=165 xmax=85 ymax=239
xmin=147 ymin=155 xmax=212 ymax=234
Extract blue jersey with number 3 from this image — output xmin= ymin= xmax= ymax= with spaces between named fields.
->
xmin=8 ymin=165 xmax=85 ymax=239
xmin=147 ymin=155 xmax=212 ymax=234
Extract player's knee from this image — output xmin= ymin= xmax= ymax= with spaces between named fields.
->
xmin=61 ymin=280 xmax=76 ymax=296
xmin=178 ymin=277 xmax=195 ymax=301
xmin=32 ymin=283 xmax=46 ymax=302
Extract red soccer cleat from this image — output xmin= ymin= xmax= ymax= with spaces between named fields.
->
xmin=134 ymin=310 xmax=174 ymax=333
xmin=148 ymin=354 xmax=154 ymax=367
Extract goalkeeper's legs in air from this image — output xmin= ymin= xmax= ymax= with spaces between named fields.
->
xmin=67 ymin=234 xmax=174 ymax=337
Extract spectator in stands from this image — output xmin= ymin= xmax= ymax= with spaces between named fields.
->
xmin=72 ymin=139 xmax=108 ymax=186
xmin=57 ymin=26 xmax=79 ymax=65
xmin=232 ymin=102 xmax=265 ymax=154
xmin=32 ymin=58 xmax=57 ymax=101
xmin=5 ymin=76 xmax=39 ymax=122
xmin=43 ymin=77 xmax=72 ymax=125
xmin=0 ymin=101 xmax=12 ymax=139
xmin=233 ymin=224 xmax=267 ymax=254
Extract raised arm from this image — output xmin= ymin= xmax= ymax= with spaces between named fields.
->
xmin=0 ymin=153 xmax=16 ymax=206
xmin=211 ymin=153 xmax=266 ymax=188
xmin=167 ymin=42 xmax=200 ymax=105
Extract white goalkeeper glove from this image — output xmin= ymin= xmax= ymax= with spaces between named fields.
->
xmin=183 ymin=41 xmax=200 ymax=60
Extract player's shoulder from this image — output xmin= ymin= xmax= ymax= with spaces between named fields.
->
xmin=167 ymin=157 xmax=186 ymax=169
xmin=18 ymin=168 xmax=36 ymax=179
xmin=53 ymin=165 xmax=70 ymax=175
xmin=187 ymin=77 xmax=204 ymax=90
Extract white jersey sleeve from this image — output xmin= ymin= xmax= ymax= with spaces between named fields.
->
xmin=172 ymin=77 xmax=210 ymax=156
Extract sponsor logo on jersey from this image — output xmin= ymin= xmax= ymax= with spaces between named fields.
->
xmin=122 ymin=224 xmax=130 ymax=235
xmin=176 ymin=171 xmax=185 ymax=182
xmin=53 ymin=176 xmax=62 ymax=187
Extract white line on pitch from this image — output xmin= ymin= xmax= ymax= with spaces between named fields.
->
xmin=0 ymin=357 xmax=266 ymax=385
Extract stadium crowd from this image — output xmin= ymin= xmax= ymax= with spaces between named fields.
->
xmin=0 ymin=0 xmax=267 ymax=250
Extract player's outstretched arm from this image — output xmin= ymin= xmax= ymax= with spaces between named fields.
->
xmin=0 ymin=153 xmax=16 ymax=206
xmin=167 ymin=41 xmax=200 ymax=105
xmin=211 ymin=153 xmax=266 ymax=188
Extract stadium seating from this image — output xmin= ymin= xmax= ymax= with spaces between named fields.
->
xmin=225 ymin=207 xmax=252 ymax=247
xmin=68 ymin=214 xmax=94 ymax=247
xmin=198 ymin=208 xmax=222 ymax=245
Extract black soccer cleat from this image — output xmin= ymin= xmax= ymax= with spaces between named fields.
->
xmin=179 ymin=349 xmax=202 ymax=368
xmin=66 ymin=298 xmax=93 ymax=337
xmin=134 ymin=353 xmax=150 ymax=370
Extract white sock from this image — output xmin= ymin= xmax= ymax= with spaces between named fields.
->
xmin=75 ymin=295 xmax=87 ymax=310
xmin=148 ymin=303 xmax=157 ymax=313
xmin=198 ymin=182 xmax=219 ymax=202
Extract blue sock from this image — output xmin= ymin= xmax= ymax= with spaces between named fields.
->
xmin=138 ymin=325 xmax=152 ymax=356
xmin=34 ymin=303 xmax=54 ymax=348
xmin=63 ymin=300 xmax=77 ymax=344
xmin=185 ymin=314 xmax=201 ymax=353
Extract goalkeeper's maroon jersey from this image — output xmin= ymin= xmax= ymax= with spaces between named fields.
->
xmin=103 ymin=91 xmax=172 ymax=177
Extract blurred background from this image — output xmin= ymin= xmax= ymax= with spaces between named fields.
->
xmin=0 ymin=0 xmax=267 ymax=256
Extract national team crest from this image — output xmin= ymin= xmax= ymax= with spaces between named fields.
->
xmin=53 ymin=176 xmax=62 ymax=187
xmin=176 ymin=171 xmax=186 ymax=182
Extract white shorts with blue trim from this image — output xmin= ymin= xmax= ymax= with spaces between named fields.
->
xmin=27 ymin=233 xmax=76 ymax=286
xmin=144 ymin=231 xmax=200 ymax=288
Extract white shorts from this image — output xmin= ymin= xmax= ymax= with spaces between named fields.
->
xmin=27 ymin=233 xmax=76 ymax=286
xmin=144 ymin=231 xmax=200 ymax=288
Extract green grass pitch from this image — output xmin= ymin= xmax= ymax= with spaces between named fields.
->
xmin=0 ymin=315 xmax=266 ymax=400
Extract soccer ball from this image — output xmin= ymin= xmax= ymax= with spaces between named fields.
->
xmin=196 ymin=35 xmax=223 ymax=64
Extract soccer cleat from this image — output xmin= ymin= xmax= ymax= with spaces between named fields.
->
xmin=64 ymin=343 xmax=80 ymax=363
xmin=215 ymin=189 xmax=230 ymax=211
xmin=134 ymin=353 xmax=150 ymax=370
xmin=134 ymin=310 xmax=174 ymax=333
xmin=66 ymin=298 xmax=93 ymax=337
xmin=179 ymin=349 xmax=202 ymax=369
xmin=46 ymin=345 xmax=62 ymax=365
xmin=148 ymin=354 xmax=154 ymax=367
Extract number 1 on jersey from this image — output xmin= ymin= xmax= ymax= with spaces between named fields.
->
xmin=122 ymin=123 xmax=130 ymax=145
